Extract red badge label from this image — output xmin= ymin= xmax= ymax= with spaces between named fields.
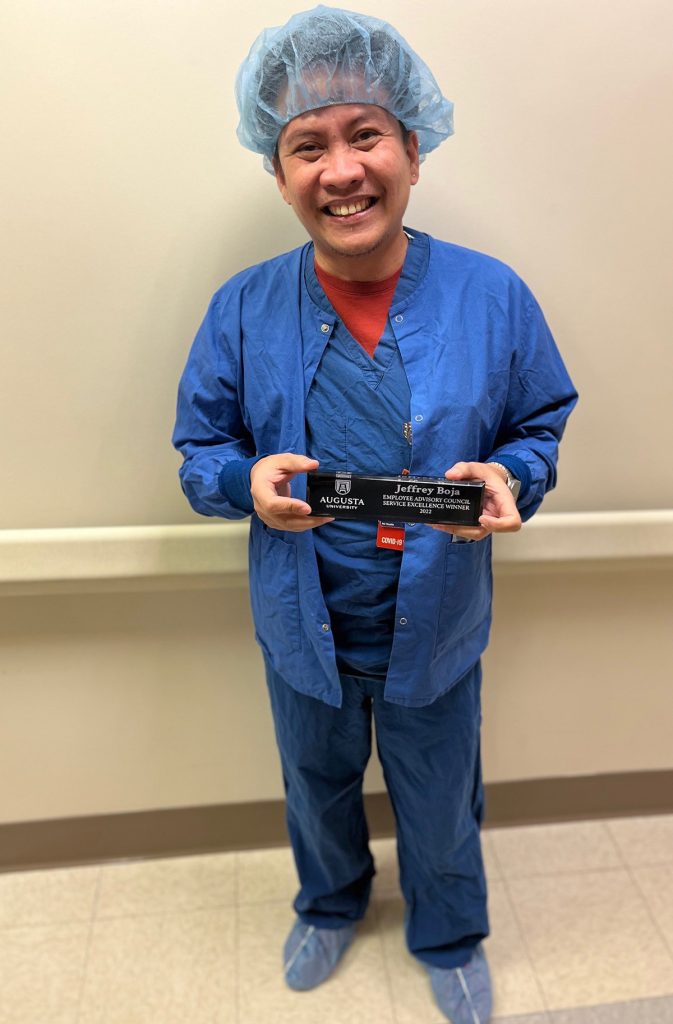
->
xmin=376 ymin=521 xmax=405 ymax=551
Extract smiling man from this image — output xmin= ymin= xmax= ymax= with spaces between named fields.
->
xmin=173 ymin=8 xmax=577 ymax=1023
xmin=275 ymin=103 xmax=418 ymax=279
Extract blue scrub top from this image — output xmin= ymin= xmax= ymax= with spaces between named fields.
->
xmin=173 ymin=231 xmax=578 ymax=707
xmin=303 ymin=239 xmax=429 ymax=676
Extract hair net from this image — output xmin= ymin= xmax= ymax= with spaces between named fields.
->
xmin=235 ymin=5 xmax=454 ymax=172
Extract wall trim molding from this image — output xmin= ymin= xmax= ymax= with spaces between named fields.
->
xmin=2 ymin=770 xmax=671 ymax=873
xmin=1 ymin=510 xmax=673 ymax=595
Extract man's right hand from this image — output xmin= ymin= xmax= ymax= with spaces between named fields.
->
xmin=250 ymin=454 xmax=334 ymax=532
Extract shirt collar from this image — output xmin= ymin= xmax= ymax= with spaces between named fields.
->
xmin=303 ymin=228 xmax=430 ymax=313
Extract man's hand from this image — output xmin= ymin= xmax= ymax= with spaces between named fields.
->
xmin=430 ymin=461 xmax=522 ymax=541
xmin=250 ymin=454 xmax=334 ymax=532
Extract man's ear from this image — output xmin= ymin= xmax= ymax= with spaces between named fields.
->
xmin=407 ymin=130 xmax=420 ymax=186
xmin=273 ymin=155 xmax=291 ymax=205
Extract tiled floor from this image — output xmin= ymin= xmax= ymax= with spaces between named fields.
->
xmin=0 ymin=816 xmax=672 ymax=1023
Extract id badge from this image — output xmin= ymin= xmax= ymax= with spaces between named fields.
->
xmin=376 ymin=521 xmax=405 ymax=551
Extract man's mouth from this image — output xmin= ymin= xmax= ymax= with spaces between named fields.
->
xmin=323 ymin=197 xmax=378 ymax=217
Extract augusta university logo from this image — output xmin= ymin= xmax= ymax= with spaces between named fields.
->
xmin=335 ymin=476 xmax=351 ymax=496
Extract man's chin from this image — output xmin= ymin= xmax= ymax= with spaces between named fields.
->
xmin=318 ymin=230 xmax=389 ymax=261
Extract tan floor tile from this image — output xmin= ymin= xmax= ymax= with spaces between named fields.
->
xmin=96 ymin=853 xmax=236 ymax=918
xmin=0 ymin=922 xmax=89 ymax=1024
xmin=371 ymin=837 xmax=399 ymax=896
xmin=237 ymin=845 xmax=297 ymax=905
xmin=633 ymin=863 xmax=673 ymax=952
xmin=607 ymin=815 xmax=673 ymax=867
xmin=376 ymin=898 xmax=442 ymax=1024
xmin=491 ymin=821 xmax=621 ymax=878
xmin=377 ymin=885 xmax=543 ymax=1024
xmin=238 ymin=900 xmax=395 ymax=1024
xmin=493 ymin=1016 xmax=549 ymax=1023
xmin=507 ymin=869 xmax=673 ymax=1009
xmin=78 ymin=908 xmax=235 ymax=1024
xmin=486 ymin=880 xmax=546 ymax=1017
xmin=0 ymin=865 xmax=99 ymax=928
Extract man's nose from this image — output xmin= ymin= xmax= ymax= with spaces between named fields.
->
xmin=319 ymin=146 xmax=366 ymax=190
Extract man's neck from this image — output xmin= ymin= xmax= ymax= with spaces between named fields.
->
xmin=313 ymin=232 xmax=408 ymax=282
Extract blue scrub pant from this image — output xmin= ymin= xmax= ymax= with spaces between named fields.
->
xmin=264 ymin=660 xmax=489 ymax=969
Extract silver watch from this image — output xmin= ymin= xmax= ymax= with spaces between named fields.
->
xmin=488 ymin=462 xmax=521 ymax=500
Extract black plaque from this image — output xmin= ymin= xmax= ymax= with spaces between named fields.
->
xmin=306 ymin=471 xmax=485 ymax=526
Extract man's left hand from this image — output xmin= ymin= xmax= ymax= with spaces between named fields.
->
xmin=430 ymin=461 xmax=522 ymax=541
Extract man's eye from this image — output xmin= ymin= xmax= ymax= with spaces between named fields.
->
xmin=354 ymin=130 xmax=379 ymax=144
xmin=296 ymin=143 xmax=321 ymax=155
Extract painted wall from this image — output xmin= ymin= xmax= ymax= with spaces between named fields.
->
xmin=1 ymin=1 xmax=672 ymax=825
xmin=1 ymin=563 xmax=671 ymax=823
xmin=2 ymin=0 xmax=672 ymax=529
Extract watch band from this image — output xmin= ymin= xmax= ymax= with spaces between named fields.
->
xmin=487 ymin=462 xmax=521 ymax=500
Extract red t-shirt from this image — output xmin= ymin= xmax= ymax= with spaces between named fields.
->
xmin=315 ymin=262 xmax=403 ymax=357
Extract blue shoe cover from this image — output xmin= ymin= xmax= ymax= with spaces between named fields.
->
xmin=427 ymin=945 xmax=492 ymax=1023
xmin=283 ymin=919 xmax=356 ymax=991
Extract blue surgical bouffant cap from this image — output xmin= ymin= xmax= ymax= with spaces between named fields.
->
xmin=235 ymin=5 xmax=454 ymax=172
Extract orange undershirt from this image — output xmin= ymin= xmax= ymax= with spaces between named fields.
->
xmin=315 ymin=262 xmax=403 ymax=357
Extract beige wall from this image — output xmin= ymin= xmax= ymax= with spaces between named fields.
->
xmin=1 ymin=1 xmax=672 ymax=825
xmin=2 ymin=0 xmax=672 ymax=528
xmin=1 ymin=561 xmax=671 ymax=824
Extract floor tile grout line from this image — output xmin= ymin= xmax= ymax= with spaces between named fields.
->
xmin=233 ymin=851 xmax=240 ymax=906
xmin=368 ymin=899 xmax=401 ymax=1024
xmin=505 ymin=864 xmax=624 ymax=878
xmin=498 ymin=873 xmax=551 ymax=1017
xmin=233 ymin=853 xmax=240 ymax=1024
xmin=624 ymin=861 xmax=673 ymax=975
xmin=604 ymin=817 xmax=673 ymax=871
xmin=488 ymin=832 xmax=552 ymax=1017
xmin=605 ymin=819 xmax=673 ymax=976
xmin=486 ymin=864 xmax=636 ymax=881
xmin=536 ymin=994 xmax=673 ymax=1023
xmin=234 ymin=852 xmax=244 ymax=1024
xmin=603 ymin=819 xmax=631 ymax=867
xmin=486 ymin=834 xmax=505 ymax=884
xmin=74 ymin=865 xmax=103 ymax=1024
xmin=233 ymin=900 xmax=240 ymax=1024
xmin=482 ymin=833 xmax=503 ymax=884
xmin=373 ymin=893 xmax=455 ymax=1024
xmin=79 ymin=901 xmax=239 ymax=923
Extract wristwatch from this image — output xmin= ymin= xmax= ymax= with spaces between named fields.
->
xmin=487 ymin=462 xmax=521 ymax=500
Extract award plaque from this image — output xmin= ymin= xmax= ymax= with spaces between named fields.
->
xmin=306 ymin=471 xmax=485 ymax=526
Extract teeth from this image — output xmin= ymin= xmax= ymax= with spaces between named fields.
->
xmin=328 ymin=198 xmax=372 ymax=217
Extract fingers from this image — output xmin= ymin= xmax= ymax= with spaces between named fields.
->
xmin=441 ymin=460 xmax=522 ymax=535
xmin=479 ymin=513 xmax=521 ymax=533
xmin=263 ymin=496 xmax=312 ymax=516
xmin=444 ymin=461 xmax=474 ymax=481
xmin=274 ymin=455 xmax=319 ymax=474
xmin=258 ymin=512 xmax=334 ymax=532
xmin=254 ymin=454 xmax=319 ymax=480
xmin=289 ymin=515 xmax=334 ymax=532
xmin=250 ymin=453 xmax=326 ymax=531
xmin=430 ymin=523 xmax=489 ymax=541
xmin=250 ymin=454 xmax=319 ymax=492
xmin=480 ymin=487 xmax=522 ymax=532
xmin=430 ymin=517 xmax=520 ymax=539
xmin=253 ymin=493 xmax=330 ymax=531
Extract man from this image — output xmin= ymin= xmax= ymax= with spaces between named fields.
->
xmin=173 ymin=8 xmax=577 ymax=1022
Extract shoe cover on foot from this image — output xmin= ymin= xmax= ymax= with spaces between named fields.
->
xmin=283 ymin=920 xmax=356 ymax=991
xmin=427 ymin=944 xmax=492 ymax=1024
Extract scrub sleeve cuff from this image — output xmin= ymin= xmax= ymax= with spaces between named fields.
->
xmin=218 ymin=456 xmax=263 ymax=515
